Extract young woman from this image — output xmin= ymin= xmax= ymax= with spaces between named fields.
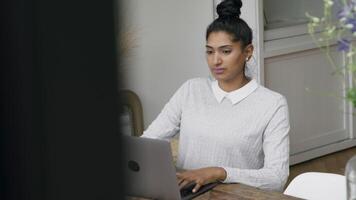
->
xmin=142 ymin=0 xmax=290 ymax=193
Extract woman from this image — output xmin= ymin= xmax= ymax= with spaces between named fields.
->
xmin=142 ymin=0 xmax=290 ymax=193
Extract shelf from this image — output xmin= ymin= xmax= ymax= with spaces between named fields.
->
xmin=264 ymin=23 xmax=309 ymax=42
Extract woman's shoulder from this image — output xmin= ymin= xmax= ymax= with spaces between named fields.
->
xmin=174 ymin=77 xmax=213 ymax=98
xmin=181 ymin=77 xmax=212 ymax=89
xmin=184 ymin=77 xmax=211 ymax=84
xmin=254 ymin=85 xmax=287 ymax=105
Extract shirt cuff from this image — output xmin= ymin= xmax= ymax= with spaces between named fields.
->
xmin=220 ymin=166 xmax=237 ymax=183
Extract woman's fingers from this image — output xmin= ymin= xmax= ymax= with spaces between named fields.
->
xmin=176 ymin=172 xmax=188 ymax=185
xmin=177 ymin=177 xmax=185 ymax=186
xmin=192 ymin=183 xmax=202 ymax=193
xmin=176 ymin=169 xmax=212 ymax=192
xmin=178 ymin=179 xmax=190 ymax=189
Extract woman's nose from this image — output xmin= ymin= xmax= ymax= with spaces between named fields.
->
xmin=213 ymin=54 xmax=222 ymax=65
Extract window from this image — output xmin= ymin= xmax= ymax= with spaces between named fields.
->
xmin=264 ymin=0 xmax=324 ymax=30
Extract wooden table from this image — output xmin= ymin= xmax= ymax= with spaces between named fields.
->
xmin=194 ymin=183 xmax=302 ymax=200
xmin=127 ymin=183 xmax=303 ymax=200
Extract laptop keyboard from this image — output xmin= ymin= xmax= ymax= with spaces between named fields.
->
xmin=180 ymin=182 xmax=196 ymax=197
xmin=180 ymin=182 xmax=218 ymax=200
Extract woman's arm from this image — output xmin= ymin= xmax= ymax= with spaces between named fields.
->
xmin=222 ymin=98 xmax=290 ymax=192
xmin=141 ymin=80 xmax=191 ymax=140
xmin=177 ymin=97 xmax=290 ymax=192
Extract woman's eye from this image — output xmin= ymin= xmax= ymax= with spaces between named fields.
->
xmin=206 ymin=50 xmax=213 ymax=55
xmin=222 ymin=50 xmax=231 ymax=54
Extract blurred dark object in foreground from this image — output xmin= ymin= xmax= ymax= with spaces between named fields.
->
xmin=0 ymin=0 xmax=124 ymax=199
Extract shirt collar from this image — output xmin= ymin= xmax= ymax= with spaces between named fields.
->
xmin=211 ymin=79 xmax=258 ymax=105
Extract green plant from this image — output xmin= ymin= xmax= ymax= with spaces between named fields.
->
xmin=307 ymin=0 xmax=356 ymax=107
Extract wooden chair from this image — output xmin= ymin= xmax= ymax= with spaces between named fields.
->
xmin=119 ymin=90 xmax=144 ymax=137
xmin=119 ymin=89 xmax=179 ymax=163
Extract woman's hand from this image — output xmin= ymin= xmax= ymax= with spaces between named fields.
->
xmin=176 ymin=167 xmax=226 ymax=193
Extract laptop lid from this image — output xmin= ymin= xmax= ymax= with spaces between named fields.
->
xmin=124 ymin=136 xmax=181 ymax=200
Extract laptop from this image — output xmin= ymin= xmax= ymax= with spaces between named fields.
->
xmin=123 ymin=136 xmax=218 ymax=200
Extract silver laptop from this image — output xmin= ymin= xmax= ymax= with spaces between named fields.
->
xmin=123 ymin=136 xmax=218 ymax=200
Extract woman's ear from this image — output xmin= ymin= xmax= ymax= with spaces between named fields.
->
xmin=244 ymin=44 xmax=254 ymax=61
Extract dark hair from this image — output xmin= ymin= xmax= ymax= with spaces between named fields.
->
xmin=206 ymin=0 xmax=252 ymax=48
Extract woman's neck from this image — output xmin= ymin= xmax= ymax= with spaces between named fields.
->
xmin=218 ymin=76 xmax=250 ymax=92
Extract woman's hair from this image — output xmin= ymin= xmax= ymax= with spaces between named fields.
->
xmin=206 ymin=0 xmax=252 ymax=48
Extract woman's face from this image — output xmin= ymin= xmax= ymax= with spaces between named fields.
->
xmin=206 ymin=31 xmax=253 ymax=85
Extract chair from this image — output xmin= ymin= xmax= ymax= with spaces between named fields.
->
xmin=119 ymin=90 xmax=144 ymax=137
xmin=119 ymin=89 xmax=179 ymax=163
xmin=284 ymin=172 xmax=346 ymax=200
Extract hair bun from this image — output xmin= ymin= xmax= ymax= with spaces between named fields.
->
xmin=216 ymin=0 xmax=242 ymax=19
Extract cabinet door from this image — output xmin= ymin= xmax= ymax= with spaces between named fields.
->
xmin=265 ymin=47 xmax=350 ymax=159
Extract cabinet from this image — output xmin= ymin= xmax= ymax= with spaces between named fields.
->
xmin=245 ymin=0 xmax=356 ymax=164
xmin=264 ymin=0 xmax=323 ymax=30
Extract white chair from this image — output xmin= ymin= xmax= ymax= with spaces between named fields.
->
xmin=284 ymin=172 xmax=346 ymax=200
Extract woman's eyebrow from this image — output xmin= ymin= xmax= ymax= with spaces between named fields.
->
xmin=219 ymin=45 xmax=233 ymax=49
xmin=205 ymin=45 xmax=233 ymax=49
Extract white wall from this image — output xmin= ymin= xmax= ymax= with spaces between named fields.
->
xmin=121 ymin=0 xmax=259 ymax=128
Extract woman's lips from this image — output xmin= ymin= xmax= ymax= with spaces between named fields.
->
xmin=213 ymin=68 xmax=225 ymax=75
